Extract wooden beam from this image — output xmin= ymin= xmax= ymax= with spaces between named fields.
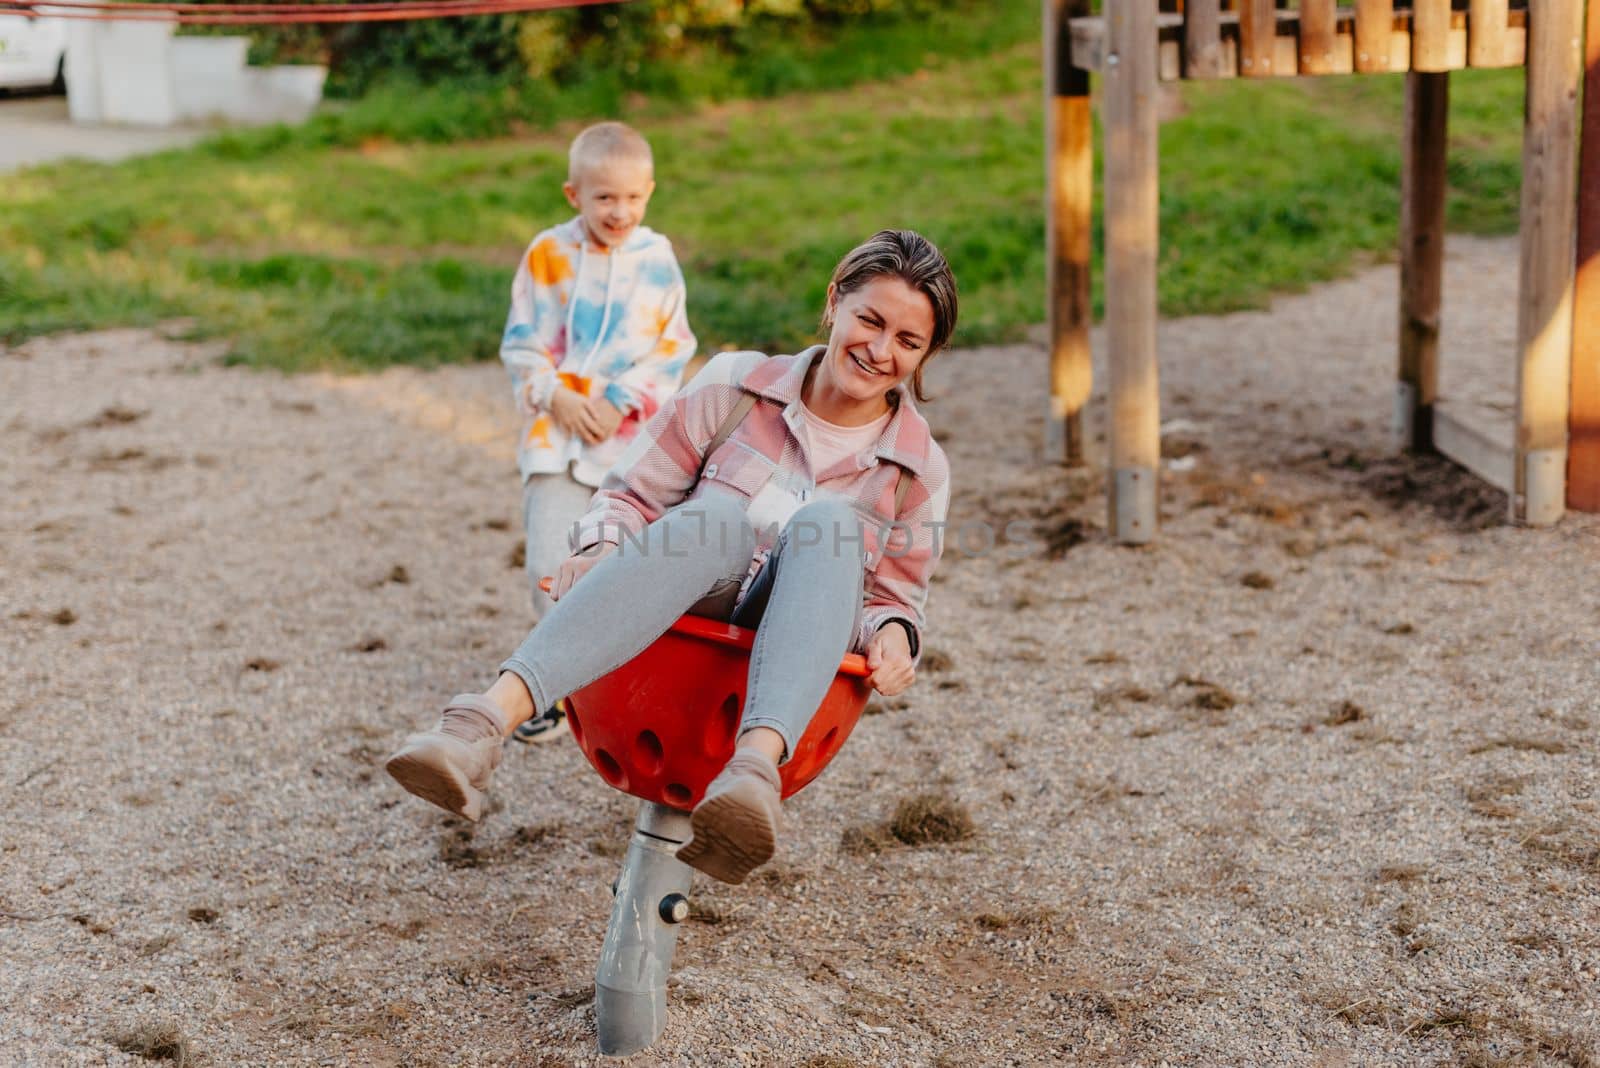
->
xmin=1435 ymin=405 xmax=1516 ymax=492
xmin=1515 ymin=0 xmax=1583 ymax=524
xmin=1103 ymin=0 xmax=1160 ymax=543
xmin=1399 ymin=71 xmax=1450 ymax=453
xmin=1045 ymin=0 xmax=1094 ymax=467
xmin=1571 ymin=0 xmax=1600 ymax=511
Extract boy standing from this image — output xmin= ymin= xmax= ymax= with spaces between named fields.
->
xmin=501 ymin=121 xmax=696 ymax=742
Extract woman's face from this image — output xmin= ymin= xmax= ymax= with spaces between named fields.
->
xmin=816 ymin=276 xmax=935 ymax=416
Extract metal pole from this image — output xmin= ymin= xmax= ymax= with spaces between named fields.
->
xmin=594 ymin=802 xmax=694 ymax=1057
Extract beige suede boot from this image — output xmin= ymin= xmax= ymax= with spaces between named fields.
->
xmin=384 ymin=694 xmax=508 ymax=822
xmin=677 ymin=750 xmax=783 ymax=885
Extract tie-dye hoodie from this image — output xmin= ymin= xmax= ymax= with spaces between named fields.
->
xmin=500 ymin=217 xmax=697 ymax=487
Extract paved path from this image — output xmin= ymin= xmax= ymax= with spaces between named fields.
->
xmin=0 ymin=94 xmax=207 ymax=172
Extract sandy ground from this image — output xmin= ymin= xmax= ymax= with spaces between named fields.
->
xmin=2 ymin=235 xmax=1597 ymax=1067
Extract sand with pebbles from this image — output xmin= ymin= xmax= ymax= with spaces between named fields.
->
xmin=2 ymin=234 xmax=1597 ymax=1067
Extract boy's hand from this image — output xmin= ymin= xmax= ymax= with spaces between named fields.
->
xmin=583 ymin=398 xmax=625 ymax=444
xmin=551 ymin=543 xmax=616 ymax=601
xmin=550 ymin=386 xmax=602 ymax=441
xmin=865 ymin=623 xmax=915 ymax=697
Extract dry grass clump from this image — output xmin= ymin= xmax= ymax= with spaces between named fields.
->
xmin=1325 ymin=701 xmax=1367 ymax=727
xmin=1240 ymin=570 xmax=1275 ymax=590
xmin=1465 ymin=774 xmax=1527 ymax=820
xmin=1470 ymin=736 xmax=1569 ymax=756
xmin=888 ymin=793 xmax=975 ymax=846
xmin=110 ymin=1021 xmax=191 ymax=1065
xmin=841 ymin=792 xmax=975 ymax=854
xmin=1520 ymin=820 xmax=1600 ymax=874
xmin=1174 ymin=675 xmax=1237 ymax=721
xmin=1375 ymin=863 xmax=1425 ymax=884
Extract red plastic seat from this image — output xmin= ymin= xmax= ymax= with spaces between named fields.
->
xmin=563 ymin=613 xmax=872 ymax=811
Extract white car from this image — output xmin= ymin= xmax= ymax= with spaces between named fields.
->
xmin=0 ymin=13 xmax=68 ymax=92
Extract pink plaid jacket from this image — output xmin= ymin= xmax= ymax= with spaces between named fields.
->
xmin=575 ymin=347 xmax=951 ymax=658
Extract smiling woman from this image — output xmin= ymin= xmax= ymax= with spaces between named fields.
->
xmin=0 ymin=14 xmax=68 ymax=91
xmin=387 ymin=229 xmax=958 ymax=886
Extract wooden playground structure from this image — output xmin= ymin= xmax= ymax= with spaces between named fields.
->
xmin=1044 ymin=0 xmax=1600 ymax=541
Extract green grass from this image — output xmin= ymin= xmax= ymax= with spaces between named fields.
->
xmin=0 ymin=41 xmax=1526 ymax=371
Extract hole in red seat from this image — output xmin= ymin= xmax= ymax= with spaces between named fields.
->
xmin=664 ymin=782 xmax=692 ymax=808
xmin=566 ymin=706 xmax=585 ymax=747
xmin=819 ymin=725 xmax=839 ymax=754
xmin=593 ymin=747 xmax=625 ymax=789
xmin=634 ymin=730 xmax=664 ymax=775
xmin=704 ymin=693 xmax=741 ymax=758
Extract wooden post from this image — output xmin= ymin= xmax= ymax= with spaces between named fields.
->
xmin=1411 ymin=0 xmax=1453 ymax=71
xmin=1468 ymin=0 xmax=1510 ymax=68
xmin=1354 ymin=0 xmax=1396 ymax=73
xmin=1239 ymin=0 xmax=1279 ymax=77
xmin=1045 ymin=0 xmax=1094 ymax=467
xmin=1300 ymin=0 xmax=1340 ymax=76
xmin=1103 ymin=0 xmax=1160 ymax=543
xmin=1515 ymin=0 xmax=1583 ymax=525
xmin=1398 ymin=71 xmax=1449 ymax=453
xmin=1571 ymin=0 xmax=1600 ymax=511
xmin=1184 ymin=0 xmax=1226 ymax=79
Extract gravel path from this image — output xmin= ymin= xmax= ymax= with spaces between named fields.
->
xmin=2 ymin=235 xmax=1596 ymax=1066
xmin=0 ymin=96 xmax=207 ymax=174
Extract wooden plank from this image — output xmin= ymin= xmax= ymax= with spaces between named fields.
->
xmin=1274 ymin=33 xmax=1301 ymax=76
xmin=1468 ymin=0 xmax=1510 ymax=68
xmin=1398 ymin=71 xmax=1450 ymax=453
xmin=1435 ymin=405 xmax=1516 ymax=492
xmin=1412 ymin=0 xmax=1452 ymax=71
xmin=1300 ymin=0 xmax=1340 ymax=75
xmin=1184 ymin=0 xmax=1226 ymax=78
xmin=1045 ymin=0 xmax=1094 ymax=467
xmin=1448 ymin=10 xmax=1469 ymax=69
xmin=1068 ymin=13 xmax=1185 ymax=75
xmin=1515 ymin=0 xmax=1583 ymax=524
xmin=1239 ymin=0 xmax=1280 ymax=76
xmin=1354 ymin=0 xmax=1396 ymax=72
xmin=1102 ymin=0 xmax=1161 ymax=542
xmin=1387 ymin=22 xmax=1413 ymax=72
xmin=1571 ymin=0 xmax=1600 ymax=511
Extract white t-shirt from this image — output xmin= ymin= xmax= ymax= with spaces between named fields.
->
xmin=800 ymin=403 xmax=891 ymax=475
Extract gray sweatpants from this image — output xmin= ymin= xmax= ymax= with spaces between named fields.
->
xmin=500 ymin=494 xmax=864 ymax=762
xmin=522 ymin=471 xmax=600 ymax=622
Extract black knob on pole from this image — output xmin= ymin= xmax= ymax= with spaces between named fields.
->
xmin=658 ymin=893 xmax=690 ymax=924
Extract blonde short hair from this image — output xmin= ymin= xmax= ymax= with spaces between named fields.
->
xmin=568 ymin=122 xmax=654 ymax=183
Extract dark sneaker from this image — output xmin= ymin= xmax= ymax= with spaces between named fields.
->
xmin=512 ymin=701 xmax=569 ymax=745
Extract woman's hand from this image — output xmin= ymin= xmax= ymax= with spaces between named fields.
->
xmin=551 ymin=543 xmax=616 ymax=601
xmin=865 ymin=623 xmax=915 ymax=696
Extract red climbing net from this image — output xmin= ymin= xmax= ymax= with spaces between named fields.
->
xmin=0 ymin=0 xmax=620 ymax=23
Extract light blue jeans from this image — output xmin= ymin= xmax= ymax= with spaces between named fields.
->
xmin=500 ymin=494 xmax=864 ymax=761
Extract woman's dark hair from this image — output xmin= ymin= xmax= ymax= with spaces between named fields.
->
xmin=823 ymin=229 xmax=958 ymax=403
